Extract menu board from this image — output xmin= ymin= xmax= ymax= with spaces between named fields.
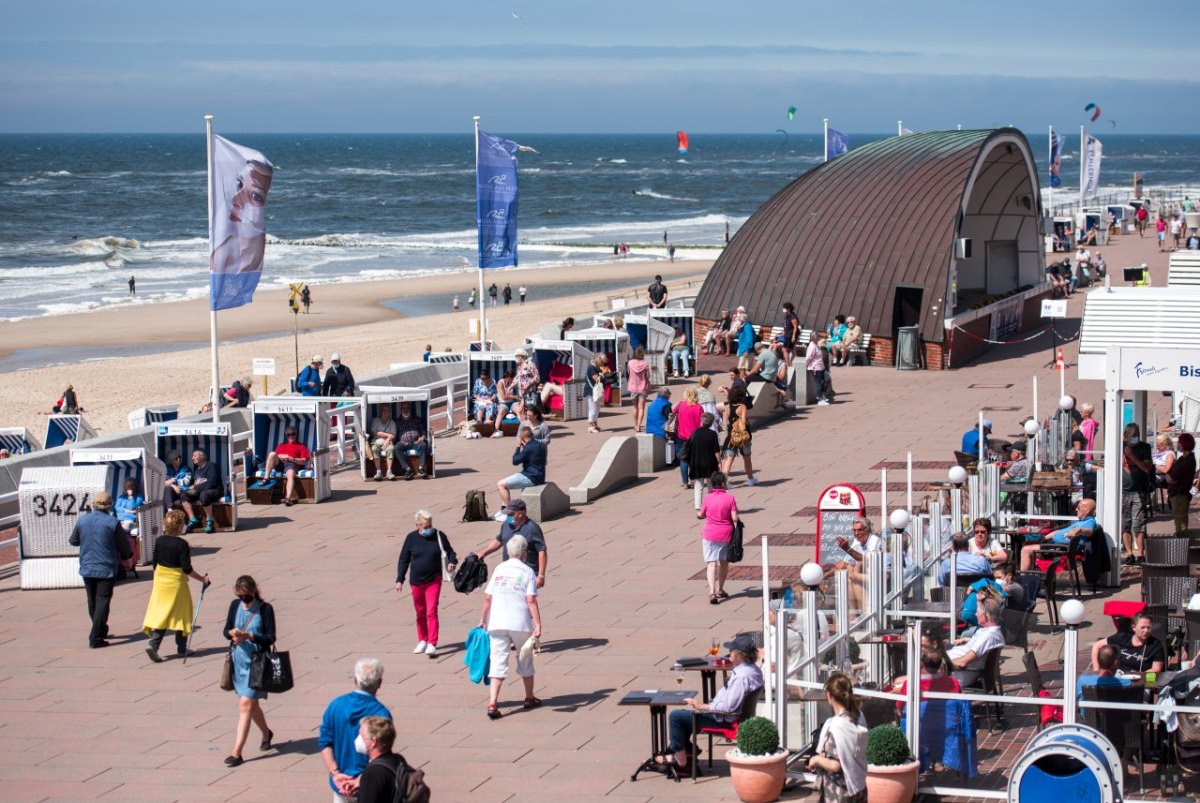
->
xmin=815 ymin=484 xmax=867 ymax=564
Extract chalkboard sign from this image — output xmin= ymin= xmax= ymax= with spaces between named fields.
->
xmin=815 ymin=484 xmax=867 ymax=564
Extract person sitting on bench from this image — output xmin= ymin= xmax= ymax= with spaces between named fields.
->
xmin=473 ymin=371 xmax=500 ymax=427
xmin=181 ymin=449 xmax=224 ymax=533
xmin=396 ymin=402 xmax=428 ymax=479
xmin=669 ymin=326 xmax=691 ymax=377
xmin=368 ymin=405 xmax=398 ymax=481
xmin=263 ymin=427 xmax=311 ymax=505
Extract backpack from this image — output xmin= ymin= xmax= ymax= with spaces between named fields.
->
xmin=453 ymin=554 xmax=489 ymax=594
xmin=392 ymin=757 xmax=431 ymax=803
xmin=728 ymin=414 xmax=750 ymax=450
xmin=461 ymin=489 xmax=489 ymax=522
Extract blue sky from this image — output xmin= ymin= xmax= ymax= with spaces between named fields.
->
xmin=2 ymin=0 xmax=1195 ymax=133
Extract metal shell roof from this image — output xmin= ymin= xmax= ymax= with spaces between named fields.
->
xmin=696 ymin=128 xmax=1040 ymax=342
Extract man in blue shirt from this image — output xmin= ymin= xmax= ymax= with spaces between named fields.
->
xmin=1019 ymin=499 xmax=1097 ymax=571
xmin=494 ymin=427 xmax=547 ymax=517
xmin=1076 ymin=644 xmax=1133 ymax=698
xmin=297 ymin=355 xmax=323 ymax=396
xmin=67 ymin=491 xmax=133 ymax=648
xmin=319 ymin=658 xmax=392 ymax=802
xmin=937 ymin=533 xmax=993 ymax=586
xmin=961 ymin=419 xmax=991 ymax=458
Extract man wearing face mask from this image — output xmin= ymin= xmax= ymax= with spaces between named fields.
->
xmin=472 ymin=499 xmax=548 ymax=589
xmin=353 ymin=716 xmax=416 ymax=803
xmin=1120 ymin=423 xmax=1154 ymax=564
xmin=319 ymin=658 xmax=391 ymax=802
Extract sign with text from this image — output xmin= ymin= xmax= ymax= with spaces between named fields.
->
xmin=252 ymin=358 xmax=276 ymax=377
xmin=1040 ymin=299 xmax=1068 ymax=318
xmin=1113 ymin=346 xmax=1200 ymax=392
xmin=988 ymin=296 xmax=1024 ymax=342
xmin=815 ymin=483 xmax=867 ymax=564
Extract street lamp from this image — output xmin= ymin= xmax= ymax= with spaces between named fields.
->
xmin=889 ymin=508 xmax=910 ymax=533
xmin=948 ymin=465 xmax=968 ymax=486
xmin=1025 ymin=418 xmax=1042 ymax=470
xmin=1059 ymin=395 xmax=1075 ymax=412
xmin=1060 ymin=598 xmax=1086 ymax=724
xmin=800 ymin=562 xmax=824 ymax=590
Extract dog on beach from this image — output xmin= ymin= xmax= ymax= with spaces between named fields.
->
xmin=458 ymin=421 xmax=481 ymax=439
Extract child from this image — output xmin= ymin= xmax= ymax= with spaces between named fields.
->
xmin=115 ymin=478 xmax=145 ymax=536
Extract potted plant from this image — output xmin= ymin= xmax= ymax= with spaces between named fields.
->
xmin=726 ymin=716 xmax=787 ymax=803
xmin=865 ymin=723 xmax=919 ymax=803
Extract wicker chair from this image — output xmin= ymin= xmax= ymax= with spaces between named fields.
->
xmin=1145 ymin=536 xmax=1191 ymax=565
xmin=1142 ymin=566 xmax=1191 ymax=604
xmin=1081 ymin=684 xmax=1147 ymax=792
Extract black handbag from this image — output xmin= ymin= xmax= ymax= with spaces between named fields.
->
xmin=250 ymin=646 xmax=294 ymax=694
xmin=728 ymin=520 xmax=745 ymax=563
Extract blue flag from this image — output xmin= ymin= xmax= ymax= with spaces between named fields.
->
xmin=1049 ymin=129 xmax=1065 ymax=189
xmin=209 ymin=135 xmax=274 ymax=311
xmin=476 ymin=130 xmax=519 ymax=269
xmin=826 ymin=128 xmax=849 ymax=160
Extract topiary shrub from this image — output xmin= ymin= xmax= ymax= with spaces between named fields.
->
xmin=866 ymin=723 xmax=913 ymax=766
xmin=735 ymin=716 xmax=780 ymax=756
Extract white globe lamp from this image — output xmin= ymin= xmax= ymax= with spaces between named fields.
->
xmin=947 ymin=465 xmax=968 ymax=485
xmin=800 ymin=562 xmax=824 ymax=589
xmin=1060 ymin=598 xmax=1086 ymax=627
xmin=1024 ymin=419 xmax=1040 ymax=437
xmin=1059 ymin=395 xmax=1075 ymax=411
xmin=889 ymin=509 xmax=910 ymax=532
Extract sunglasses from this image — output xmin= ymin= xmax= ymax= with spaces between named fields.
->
xmin=286 ymin=432 xmax=297 ymax=437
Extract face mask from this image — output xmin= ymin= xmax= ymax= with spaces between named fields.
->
xmin=354 ymin=734 xmax=367 ymax=755
xmin=1128 ymin=435 xmax=1140 ymax=444
xmin=505 ymin=516 xmax=515 ymax=526
xmin=420 ymin=527 xmax=434 ymax=537
xmin=239 ymin=594 xmax=255 ymax=605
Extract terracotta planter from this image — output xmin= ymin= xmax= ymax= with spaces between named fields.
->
xmin=865 ymin=759 xmax=920 ymax=803
xmin=726 ymin=748 xmax=787 ymax=803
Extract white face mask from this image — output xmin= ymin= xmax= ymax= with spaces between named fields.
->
xmin=354 ymin=734 xmax=368 ymax=755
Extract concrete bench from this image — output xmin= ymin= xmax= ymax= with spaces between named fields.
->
xmin=636 ymin=433 xmax=668 ymax=473
xmin=521 ymin=481 xmax=570 ymax=521
xmin=569 ymin=436 xmax=638 ymax=504
xmin=745 ymin=371 xmax=795 ymax=423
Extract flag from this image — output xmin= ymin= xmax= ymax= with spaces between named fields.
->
xmin=1048 ymin=129 xmax=1065 ymax=188
xmin=900 ymin=126 xmax=914 ymax=136
xmin=1081 ymin=134 xmax=1103 ymax=200
xmin=826 ymin=128 xmax=849 ymax=160
xmin=209 ymin=135 xmax=274 ymax=311
xmin=476 ymin=129 xmax=519 ymax=269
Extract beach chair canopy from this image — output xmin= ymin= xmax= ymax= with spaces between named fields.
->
xmin=69 ymin=447 xmax=166 ymax=506
xmin=598 ymin=313 xmax=673 ymax=355
xmin=525 ymin=339 xmax=595 ymax=382
xmin=252 ymin=398 xmax=325 ymax=466
xmin=565 ymin=327 xmax=631 ymax=379
xmin=359 ymin=389 xmax=432 ymax=438
xmin=468 ymin=351 xmax=520 ymax=417
xmin=127 ymin=404 xmax=180 ymax=429
xmin=0 ymin=426 xmax=38 ymax=455
xmin=650 ymin=308 xmax=696 ymax=348
xmin=155 ymin=422 xmax=235 ymax=505
xmin=43 ymin=414 xmax=96 ymax=450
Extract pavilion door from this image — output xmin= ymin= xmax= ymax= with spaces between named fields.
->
xmin=892 ymin=286 xmax=923 ymax=333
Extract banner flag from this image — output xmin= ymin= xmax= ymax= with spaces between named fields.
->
xmin=209 ymin=135 xmax=274 ymax=311
xmin=1049 ymin=129 xmax=1065 ymax=188
xmin=476 ymin=129 xmax=519 ymax=269
xmin=826 ymin=128 xmax=849 ymax=160
xmin=1081 ymin=134 xmax=1103 ymax=200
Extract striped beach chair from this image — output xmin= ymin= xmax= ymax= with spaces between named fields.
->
xmin=127 ymin=404 xmax=180 ymax=429
xmin=69 ymin=447 xmax=166 ymax=564
xmin=527 ymin=339 xmax=593 ymax=420
xmin=154 ymin=422 xmax=238 ymax=531
xmin=0 ymin=426 xmax=39 ymax=455
xmin=43 ymin=414 xmax=97 ymax=450
xmin=565 ymin=327 xmax=631 ymax=403
xmin=18 ymin=465 xmax=111 ymax=589
xmin=595 ymin=312 xmax=672 ymax=385
xmin=468 ymin=351 xmax=520 ymax=421
xmin=250 ymin=398 xmax=331 ymax=503
xmin=358 ymin=389 xmax=435 ymax=480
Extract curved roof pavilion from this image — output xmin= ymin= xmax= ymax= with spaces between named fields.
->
xmin=697 ymin=129 xmax=1046 ymax=351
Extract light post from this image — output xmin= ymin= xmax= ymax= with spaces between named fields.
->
xmin=1025 ymin=417 xmax=1042 ymax=472
xmin=1060 ymin=598 xmax=1086 ymax=724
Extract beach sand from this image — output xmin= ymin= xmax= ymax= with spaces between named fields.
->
xmin=0 ymin=259 xmax=710 ymax=438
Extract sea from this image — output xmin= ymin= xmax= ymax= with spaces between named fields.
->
xmin=1 ymin=132 xmax=1198 ymax=323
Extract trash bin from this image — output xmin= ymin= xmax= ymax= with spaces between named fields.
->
xmin=895 ymin=325 xmax=923 ymax=370
xmin=1008 ymin=724 xmax=1122 ymax=803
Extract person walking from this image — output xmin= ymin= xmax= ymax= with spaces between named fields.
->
xmin=128 ymin=275 xmax=136 ymax=296
xmin=142 ymin=509 xmax=209 ymax=662
xmin=686 ymin=412 xmax=723 ymax=510
xmin=478 ymin=534 xmax=542 ymax=719
xmin=626 ymin=347 xmax=650 ymax=432
xmin=585 ymin=354 xmax=612 ymax=434
xmin=321 ymin=353 xmax=356 ymax=397
xmin=519 ymin=284 xmax=527 ymax=304
xmin=488 ymin=282 xmax=498 ymax=307
xmin=320 ymin=658 xmax=392 ymax=801
xmin=674 ymin=387 xmax=704 ymax=489
xmin=698 ymin=472 xmax=739 ymax=603
xmin=354 ymin=716 xmax=412 ymax=803
xmin=301 ymin=284 xmax=311 ymax=313
xmin=721 ymin=385 xmax=757 ymax=485
xmin=806 ymin=331 xmax=830 ymax=405
xmin=222 ymin=575 xmax=276 ymax=767
xmin=502 ymin=283 xmax=513 ymax=305
xmin=67 ymin=491 xmax=132 ymax=648
xmin=396 ymin=510 xmax=457 ymax=658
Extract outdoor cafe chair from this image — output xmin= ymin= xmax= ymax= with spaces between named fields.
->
xmin=690 ymin=686 xmax=763 ymax=779
xmin=1081 ymin=683 xmax=1146 ymax=792
xmin=1145 ymin=536 xmax=1191 ymax=566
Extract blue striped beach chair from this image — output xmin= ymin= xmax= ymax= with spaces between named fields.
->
xmin=526 ymin=339 xmax=594 ymax=421
xmin=43 ymin=414 xmax=96 ymax=450
xmin=154 ymin=422 xmax=238 ymax=531
xmin=357 ymin=389 xmax=435 ymax=480
xmin=127 ymin=405 xmax=180 ymax=429
xmin=565 ymin=327 xmax=631 ymax=402
xmin=468 ymin=351 xmax=520 ymax=421
xmin=69 ymin=447 xmax=166 ymax=563
xmin=595 ymin=312 xmax=673 ymax=385
xmin=250 ymin=398 xmax=331 ymax=503
xmin=0 ymin=426 xmax=39 ymax=455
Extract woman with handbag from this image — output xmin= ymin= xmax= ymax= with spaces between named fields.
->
xmin=674 ymin=387 xmax=704 ymax=489
xmin=223 ymin=575 xmax=276 ymax=767
xmin=697 ymin=471 xmax=739 ymax=604
xmin=585 ymin=354 xmax=611 ymax=434
xmin=396 ymin=510 xmax=458 ymax=658
xmin=142 ymin=509 xmax=209 ymax=662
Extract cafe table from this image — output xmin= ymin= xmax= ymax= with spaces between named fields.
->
xmin=622 ymin=689 xmax=698 ymax=783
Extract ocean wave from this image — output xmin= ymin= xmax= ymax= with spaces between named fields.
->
xmin=46 ymin=170 xmax=73 ymax=177
xmin=608 ymin=158 xmax=628 ymax=164
xmin=633 ymin=188 xmax=699 ymax=202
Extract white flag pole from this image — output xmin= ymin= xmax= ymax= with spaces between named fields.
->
xmin=1047 ymin=125 xmax=1054 ymax=215
xmin=897 ymin=120 xmax=903 ymax=136
xmin=205 ymin=114 xmax=220 ymax=425
xmin=823 ymin=118 xmax=829 ymax=163
xmin=474 ymin=116 xmax=488 ymax=351
xmin=1079 ymin=125 xmax=1086 ymax=206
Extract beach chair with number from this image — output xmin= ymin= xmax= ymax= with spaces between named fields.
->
xmin=155 ymin=422 xmax=238 ymax=531
xmin=250 ymin=397 xmax=332 ymax=504
xmin=565 ymin=327 xmax=630 ymax=404
xmin=18 ymin=465 xmax=110 ymax=590
xmin=468 ymin=351 xmax=520 ymax=435
xmin=69 ymin=447 xmax=166 ymax=564
xmin=525 ymin=339 xmax=594 ymax=420
xmin=358 ymin=388 xmax=435 ymax=480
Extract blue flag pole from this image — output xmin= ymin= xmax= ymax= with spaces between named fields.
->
xmin=474 ymin=116 xmax=487 ymax=350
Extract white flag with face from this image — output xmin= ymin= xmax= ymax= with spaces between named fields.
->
xmin=209 ymin=135 xmax=274 ymax=311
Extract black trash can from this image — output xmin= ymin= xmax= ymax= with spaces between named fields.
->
xmin=896 ymin=325 xmax=923 ymax=370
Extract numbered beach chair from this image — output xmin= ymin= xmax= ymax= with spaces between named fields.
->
xmin=155 ymin=422 xmax=239 ymax=531
xmin=358 ymin=388 xmax=435 ymax=480
xmin=250 ymin=397 xmax=331 ymax=504
xmin=566 ymin=327 xmax=630 ymax=404
xmin=650 ymin=308 xmax=696 ymax=377
xmin=69 ymin=447 xmax=166 ymax=564
xmin=43 ymin=414 xmax=96 ymax=449
xmin=525 ymin=339 xmax=594 ymax=420
xmin=0 ymin=426 xmax=39 ymax=455
xmin=468 ymin=350 xmax=520 ymax=435
xmin=127 ymin=404 xmax=180 ymax=429
xmin=18 ymin=465 xmax=110 ymax=589
xmin=596 ymin=312 xmax=672 ymax=385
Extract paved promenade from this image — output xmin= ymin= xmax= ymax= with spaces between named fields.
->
xmin=1 ymin=231 xmax=1194 ymax=801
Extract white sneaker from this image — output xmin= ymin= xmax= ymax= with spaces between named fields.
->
xmin=385 ymin=472 xmax=396 ymax=480
xmin=747 ymin=476 xmax=760 ymax=486
xmin=817 ymin=399 xmax=831 ymax=406
xmin=425 ymin=644 xmax=437 ymax=657
xmin=491 ymin=430 xmax=504 ymax=438
xmin=412 ymin=641 xmax=427 ymax=654
xmin=494 ymin=510 xmax=508 ymax=521
xmin=373 ymin=470 xmax=383 ymax=480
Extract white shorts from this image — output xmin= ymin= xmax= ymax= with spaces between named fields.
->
xmin=489 ymin=629 xmax=534 ymax=678
xmin=703 ymin=539 xmax=730 ymax=562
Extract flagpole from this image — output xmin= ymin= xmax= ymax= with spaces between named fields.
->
xmin=205 ymin=114 xmax=220 ymax=425
xmin=1047 ymin=125 xmax=1054 ymax=216
xmin=897 ymin=120 xmax=903 ymax=137
xmin=823 ymin=118 xmax=829 ymax=163
xmin=474 ymin=115 xmax=487 ymax=351
xmin=1079 ymin=125 xmax=1085 ymax=208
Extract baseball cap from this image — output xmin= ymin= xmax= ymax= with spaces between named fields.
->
xmin=722 ymin=635 xmax=757 ymax=654
xmin=503 ymin=499 xmax=527 ymax=513
xmin=330 ymin=352 xmax=341 ymax=362
xmin=514 ymin=348 xmax=529 ymax=358
xmin=981 ymin=419 xmax=993 ymax=429
xmin=312 ymin=354 xmax=323 ymax=363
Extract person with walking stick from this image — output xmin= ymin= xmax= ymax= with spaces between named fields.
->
xmin=142 ymin=509 xmax=210 ymax=662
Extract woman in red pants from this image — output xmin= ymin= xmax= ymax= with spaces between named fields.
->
xmin=395 ymin=510 xmax=457 ymax=658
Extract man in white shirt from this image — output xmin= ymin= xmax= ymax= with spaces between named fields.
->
xmin=478 ymin=535 xmax=542 ymax=719
xmin=823 ymin=517 xmax=882 ymax=609
xmin=947 ymin=597 xmax=1004 ymax=686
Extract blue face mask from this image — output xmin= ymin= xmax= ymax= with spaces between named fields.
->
xmin=420 ymin=527 xmax=434 ymax=537
xmin=505 ymin=516 xmax=515 ymax=526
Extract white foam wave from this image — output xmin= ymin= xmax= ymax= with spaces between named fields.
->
xmin=608 ymin=159 xmax=628 ymax=164
xmin=633 ymin=189 xmax=699 ymax=202
xmin=46 ymin=170 xmax=72 ymax=177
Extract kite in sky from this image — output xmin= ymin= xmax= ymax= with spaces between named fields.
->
xmin=676 ymin=131 xmax=689 ymax=155
xmin=1084 ymin=102 xmax=1101 ymax=122
xmin=787 ymin=106 xmax=797 ymax=120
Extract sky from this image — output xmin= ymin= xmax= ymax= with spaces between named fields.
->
xmin=2 ymin=0 xmax=1196 ymax=134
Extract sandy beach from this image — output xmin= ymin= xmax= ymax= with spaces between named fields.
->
xmin=0 ymin=259 xmax=710 ymax=439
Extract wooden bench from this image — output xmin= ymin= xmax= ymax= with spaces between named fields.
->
xmin=847 ymin=333 xmax=872 ymax=366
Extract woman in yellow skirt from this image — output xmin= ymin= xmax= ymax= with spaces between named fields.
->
xmin=142 ymin=509 xmax=209 ymax=662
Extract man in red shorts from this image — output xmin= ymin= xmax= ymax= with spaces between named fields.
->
xmin=263 ymin=427 xmax=311 ymax=506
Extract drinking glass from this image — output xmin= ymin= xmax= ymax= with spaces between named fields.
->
xmin=674 ymin=665 xmax=685 ymax=686
xmin=709 ymin=639 xmax=720 ymax=658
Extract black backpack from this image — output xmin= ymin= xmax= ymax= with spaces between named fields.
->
xmin=391 ymin=757 xmax=430 ymax=803
xmin=461 ymin=489 xmax=489 ymax=522
xmin=453 ymin=554 xmax=489 ymax=594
